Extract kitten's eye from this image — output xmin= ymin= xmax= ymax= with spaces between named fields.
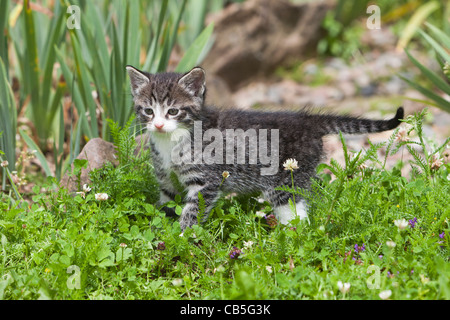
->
xmin=167 ymin=108 xmax=179 ymax=116
xmin=143 ymin=108 xmax=153 ymax=116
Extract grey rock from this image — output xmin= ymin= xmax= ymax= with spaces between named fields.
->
xmin=60 ymin=137 xmax=118 ymax=192
xmin=203 ymin=0 xmax=336 ymax=91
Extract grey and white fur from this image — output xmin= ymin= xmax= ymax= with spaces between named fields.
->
xmin=126 ymin=65 xmax=404 ymax=230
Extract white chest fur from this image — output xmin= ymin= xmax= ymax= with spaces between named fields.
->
xmin=150 ymin=133 xmax=177 ymax=170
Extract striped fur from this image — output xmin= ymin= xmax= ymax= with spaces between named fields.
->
xmin=127 ymin=66 xmax=404 ymax=230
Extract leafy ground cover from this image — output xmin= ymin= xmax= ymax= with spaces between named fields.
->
xmin=0 ymin=109 xmax=448 ymax=300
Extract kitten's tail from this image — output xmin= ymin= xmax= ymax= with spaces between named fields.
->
xmin=319 ymin=107 xmax=404 ymax=136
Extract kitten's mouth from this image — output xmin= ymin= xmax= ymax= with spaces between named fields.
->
xmin=150 ymin=127 xmax=173 ymax=135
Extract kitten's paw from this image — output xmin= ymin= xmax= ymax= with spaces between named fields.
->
xmin=274 ymin=200 xmax=308 ymax=225
xmin=179 ymin=212 xmax=198 ymax=231
xmin=160 ymin=206 xmax=177 ymax=218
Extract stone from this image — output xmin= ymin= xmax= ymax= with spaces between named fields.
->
xmin=203 ymin=0 xmax=335 ymax=91
xmin=59 ymin=138 xmax=118 ymax=192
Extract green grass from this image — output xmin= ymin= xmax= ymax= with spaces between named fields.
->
xmin=0 ymin=110 xmax=449 ymax=300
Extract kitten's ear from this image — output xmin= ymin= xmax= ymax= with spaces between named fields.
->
xmin=126 ymin=65 xmax=149 ymax=96
xmin=178 ymin=67 xmax=206 ymax=98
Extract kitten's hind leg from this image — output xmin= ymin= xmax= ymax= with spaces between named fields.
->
xmin=264 ymin=190 xmax=308 ymax=225
xmin=273 ymin=200 xmax=308 ymax=225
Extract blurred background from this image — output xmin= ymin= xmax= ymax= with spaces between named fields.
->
xmin=0 ymin=0 xmax=449 ymax=194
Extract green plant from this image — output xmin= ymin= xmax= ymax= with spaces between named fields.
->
xmin=0 ymin=0 xmax=9 ymax=73
xmin=88 ymin=117 xmax=159 ymax=205
xmin=0 ymin=58 xmax=17 ymax=177
xmin=56 ymin=0 xmax=214 ymax=143
xmin=10 ymin=0 xmax=67 ymax=150
xmin=0 ymin=109 xmax=449 ymax=300
xmin=1 ymin=0 xmax=214 ymax=184
xmin=317 ymin=0 xmax=369 ymax=60
xmin=401 ymin=22 xmax=450 ymax=113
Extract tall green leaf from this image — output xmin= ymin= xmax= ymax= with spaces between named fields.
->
xmin=0 ymin=58 xmax=16 ymax=172
xmin=0 ymin=0 xmax=9 ymax=75
xmin=19 ymin=129 xmax=52 ymax=177
xmin=175 ymin=22 xmax=214 ymax=72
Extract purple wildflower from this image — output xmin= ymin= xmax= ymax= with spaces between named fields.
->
xmin=156 ymin=242 xmax=166 ymax=251
xmin=264 ymin=214 xmax=278 ymax=228
xmin=408 ymin=217 xmax=417 ymax=228
xmin=354 ymin=243 xmax=366 ymax=253
xmin=439 ymin=232 xmax=445 ymax=239
xmin=229 ymin=246 xmax=242 ymax=260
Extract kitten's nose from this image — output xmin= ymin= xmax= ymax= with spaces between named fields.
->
xmin=154 ymin=122 xmax=164 ymax=130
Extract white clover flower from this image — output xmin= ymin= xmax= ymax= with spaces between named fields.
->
xmin=266 ymin=266 xmax=273 ymax=273
xmin=394 ymin=219 xmax=408 ymax=230
xmin=283 ymin=158 xmax=299 ymax=171
xmin=243 ymin=240 xmax=254 ymax=250
xmin=255 ymin=211 xmax=266 ymax=218
xmin=95 ymin=193 xmax=109 ymax=201
xmin=394 ymin=127 xmax=409 ymax=143
xmin=76 ymin=191 xmax=86 ymax=199
xmin=172 ymin=278 xmax=183 ymax=287
xmin=119 ymin=243 xmax=127 ymax=248
xmin=430 ymin=154 xmax=443 ymax=171
xmin=337 ymin=281 xmax=351 ymax=294
xmin=83 ymin=184 xmax=92 ymax=193
xmin=0 ymin=160 xmax=8 ymax=168
xmin=222 ymin=171 xmax=230 ymax=179
xmin=379 ymin=290 xmax=392 ymax=300
xmin=386 ymin=240 xmax=396 ymax=248
xmin=420 ymin=274 xmax=430 ymax=284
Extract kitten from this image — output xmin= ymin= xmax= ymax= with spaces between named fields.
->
xmin=126 ymin=65 xmax=404 ymax=230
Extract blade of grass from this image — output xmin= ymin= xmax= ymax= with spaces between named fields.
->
xmin=175 ymin=22 xmax=214 ymax=72
xmin=22 ymin=0 xmax=43 ymax=144
xmin=418 ymin=29 xmax=450 ymax=62
xmin=144 ymin=0 xmax=168 ymax=71
xmin=399 ymin=74 xmax=450 ymax=112
xmin=54 ymin=103 xmax=65 ymax=181
xmin=399 ymin=96 xmax=444 ymax=109
xmin=40 ymin=2 xmax=66 ymax=111
xmin=424 ymin=22 xmax=450 ymax=49
xmin=55 ymin=46 xmax=93 ymax=139
xmin=0 ymin=58 xmax=16 ymax=172
xmin=0 ymin=0 xmax=9 ymax=75
xmin=395 ymin=1 xmax=440 ymax=52
xmin=19 ymin=129 xmax=52 ymax=177
xmin=157 ymin=0 xmax=187 ymax=72
xmin=69 ymin=31 xmax=99 ymax=137
xmin=404 ymin=49 xmax=450 ymax=94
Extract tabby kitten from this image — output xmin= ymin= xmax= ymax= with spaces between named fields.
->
xmin=126 ymin=65 xmax=404 ymax=230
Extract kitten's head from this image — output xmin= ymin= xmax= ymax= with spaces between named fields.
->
xmin=126 ymin=66 xmax=206 ymax=134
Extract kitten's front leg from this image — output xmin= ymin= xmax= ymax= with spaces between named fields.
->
xmin=155 ymin=170 xmax=179 ymax=217
xmin=179 ymin=183 xmax=220 ymax=230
